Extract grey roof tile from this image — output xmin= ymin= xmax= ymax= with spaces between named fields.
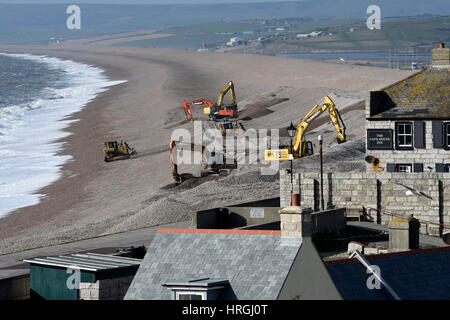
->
xmin=125 ymin=231 xmax=300 ymax=300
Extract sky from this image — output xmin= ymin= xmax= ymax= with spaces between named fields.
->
xmin=0 ymin=0 xmax=305 ymax=3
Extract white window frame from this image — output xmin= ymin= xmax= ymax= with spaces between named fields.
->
xmin=396 ymin=122 xmax=413 ymax=148
xmin=175 ymin=291 xmax=206 ymax=300
xmin=396 ymin=164 xmax=412 ymax=173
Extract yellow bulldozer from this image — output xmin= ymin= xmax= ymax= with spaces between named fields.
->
xmin=103 ymin=140 xmax=137 ymax=162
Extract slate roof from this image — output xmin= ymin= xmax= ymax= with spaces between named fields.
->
xmin=369 ymin=69 xmax=450 ymax=119
xmin=325 ymin=246 xmax=450 ymax=300
xmin=124 ymin=228 xmax=300 ymax=300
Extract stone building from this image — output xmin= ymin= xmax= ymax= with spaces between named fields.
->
xmin=280 ymin=44 xmax=450 ymax=236
xmin=365 ymin=63 xmax=450 ymax=173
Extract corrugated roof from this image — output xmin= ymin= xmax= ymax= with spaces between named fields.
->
xmin=369 ymin=69 xmax=450 ymax=119
xmin=124 ymin=230 xmax=300 ymax=300
xmin=325 ymin=246 xmax=450 ymax=300
xmin=24 ymin=253 xmax=142 ymax=272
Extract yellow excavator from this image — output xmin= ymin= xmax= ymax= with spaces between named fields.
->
xmin=265 ymin=96 xmax=346 ymax=161
xmin=204 ymin=80 xmax=238 ymax=120
xmin=169 ymin=140 xmax=237 ymax=184
xmin=103 ymin=140 xmax=137 ymax=162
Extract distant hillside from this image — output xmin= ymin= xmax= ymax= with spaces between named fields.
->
xmin=264 ymin=16 xmax=450 ymax=52
xmin=0 ymin=1 xmax=449 ymax=45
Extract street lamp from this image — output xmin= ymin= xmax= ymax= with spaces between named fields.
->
xmin=287 ymin=122 xmax=296 ymax=205
xmin=318 ymin=135 xmax=324 ymax=211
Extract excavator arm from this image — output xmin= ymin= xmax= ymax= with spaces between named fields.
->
xmin=169 ymin=140 xmax=209 ymax=184
xmin=169 ymin=139 xmax=238 ymax=184
xmin=265 ymin=95 xmax=346 ymax=161
xmin=182 ymin=99 xmax=214 ymax=122
xmin=217 ymin=80 xmax=237 ymax=107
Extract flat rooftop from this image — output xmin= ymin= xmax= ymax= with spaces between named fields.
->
xmin=24 ymin=253 xmax=142 ymax=272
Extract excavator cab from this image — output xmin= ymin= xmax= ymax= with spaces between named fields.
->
xmin=207 ymin=81 xmax=238 ymax=121
xmin=304 ymin=141 xmax=314 ymax=156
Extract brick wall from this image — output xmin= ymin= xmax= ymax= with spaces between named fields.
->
xmin=280 ymin=169 xmax=450 ymax=236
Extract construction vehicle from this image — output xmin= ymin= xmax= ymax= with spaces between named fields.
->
xmin=182 ymin=99 xmax=214 ymax=122
xmin=169 ymin=140 xmax=237 ymax=184
xmin=216 ymin=120 xmax=246 ymax=136
xmin=265 ymin=96 xmax=346 ymax=161
xmin=204 ymin=80 xmax=238 ymax=121
xmin=103 ymin=140 xmax=137 ymax=162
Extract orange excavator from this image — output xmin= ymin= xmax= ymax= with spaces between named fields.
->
xmin=169 ymin=140 xmax=237 ymax=184
xmin=182 ymin=99 xmax=214 ymax=122
xmin=205 ymin=80 xmax=238 ymax=121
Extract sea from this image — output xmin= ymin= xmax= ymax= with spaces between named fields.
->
xmin=0 ymin=54 xmax=125 ymax=218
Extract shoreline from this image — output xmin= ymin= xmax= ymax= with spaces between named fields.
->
xmin=0 ymin=53 xmax=126 ymax=218
xmin=0 ymin=44 xmax=414 ymax=254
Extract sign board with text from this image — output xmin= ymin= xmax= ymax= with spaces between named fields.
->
xmin=250 ymin=208 xmax=265 ymax=218
xmin=367 ymin=129 xmax=393 ymax=150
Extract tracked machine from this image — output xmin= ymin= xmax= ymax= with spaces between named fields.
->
xmin=169 ymin=140 xmax=237 ymax=184
xmin=204 ymin=80 xmax=239 ymax=121
xmin=103 ymin=140 xmax=137 ymax=162
xmin=216 ymin=120 xmax=246 ymax=136
xmin=182 ymin=99 xmax=214 ymax=122
xmin=265 ymin=95 xmax=346 ymax=161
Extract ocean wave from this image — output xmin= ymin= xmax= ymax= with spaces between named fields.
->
xmin=0 ymin=53 xmax=127 ymax=217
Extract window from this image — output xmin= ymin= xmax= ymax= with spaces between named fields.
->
xmin=396 ymin=122 xmax=413 ymax=149
xmin=445 ymin=164 xmax=450 ymax=173
xmin=396 ymin=164 xmax=412 ymax=173
xmin=176 ymin=292 xmax=205 ymax=300
xmin=445 ymin=123 xmax=450 ymax=149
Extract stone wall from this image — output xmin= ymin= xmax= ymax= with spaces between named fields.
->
xmin=79 ymin=275 xmax=134 ymax=300
xmin=280 ymin=169 xmax=450 ymax=236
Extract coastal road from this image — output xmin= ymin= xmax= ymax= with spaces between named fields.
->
xmin=0 ymin=220 xmax=190 ymax=280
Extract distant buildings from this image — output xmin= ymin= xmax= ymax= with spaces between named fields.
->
xmin=296 ymin=30 xmax=323 ymax=39
xmin=226 ymin=37 xmax=246 ymax=47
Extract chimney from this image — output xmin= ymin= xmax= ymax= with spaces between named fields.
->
xmin=431 ymin=43 xmax=450 ymax=68
xmin=388 ymin=215 xmax=420 ymax=251
xmin=279 ymin=206 xmax=313 ymax=245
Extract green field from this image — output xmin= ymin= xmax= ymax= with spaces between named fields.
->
xmin=114 ymin=18 xmax=362 ymax=49
xmin=114 ymin=15 xmax=449 ymax=52
xmin=269 ymin=16 xmax=450 ymax=51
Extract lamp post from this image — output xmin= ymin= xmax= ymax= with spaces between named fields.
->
xmin=287 ymin=122 xmax=296 ymax=205
xmin=318 ymin=135 xmax=324 ymax=211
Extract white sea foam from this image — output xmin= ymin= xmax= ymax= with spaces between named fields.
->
xmin=0 ymin=54 xmax=126 ymax=218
